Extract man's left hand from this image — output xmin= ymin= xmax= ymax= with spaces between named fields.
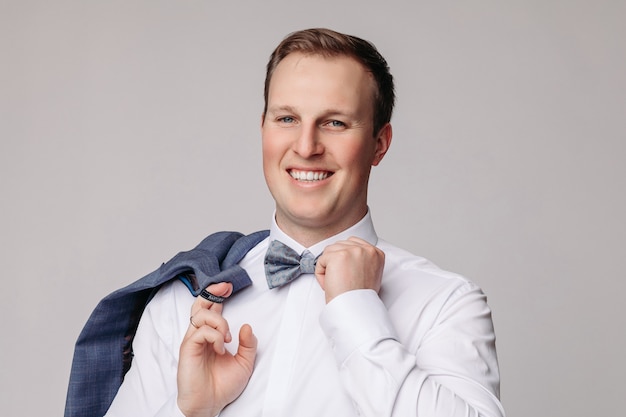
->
xmin=315 ymin=237 xmax=385 ymax=303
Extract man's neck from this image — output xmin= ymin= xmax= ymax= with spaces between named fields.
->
xmin=272 ymin=208 xmax=370 ymax=248
xmin=274 ymin=208 xmax=370 ymax=248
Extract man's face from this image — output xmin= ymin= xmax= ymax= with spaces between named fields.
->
xmin=262 ymin=53 xmax=391 ymax=242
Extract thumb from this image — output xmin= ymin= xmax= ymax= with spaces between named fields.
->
xmin=235 ymin=324 xmax=258 ymax=373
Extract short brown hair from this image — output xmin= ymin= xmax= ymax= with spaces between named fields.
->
xmin=264 ymin=28 xmax=395 ymax=136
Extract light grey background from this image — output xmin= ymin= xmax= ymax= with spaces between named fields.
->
xmin=1 ymin=1 xmax=624 ymax=416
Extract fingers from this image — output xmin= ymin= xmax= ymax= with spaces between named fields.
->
xmin=235 ymin=324 xmax=258 ymax=373
xmin=186 ymin=323 xmax=230 ymax=355
xmin=314 ymin=236 xmax=385 ymax=303
xmin=187 ymin=282 xmax=235 ymax=345
xmin=177 ymin=283 xmax=257 ymax=417
xmin=189 ymin=281 xmax=234 ymax=328
xmin=188 ymin=308 xmax=232 ymax=341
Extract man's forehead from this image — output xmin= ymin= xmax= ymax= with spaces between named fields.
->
xmin=268 ymin=53 xmax=376 ymax=100
xmin=274 ymin=51 xmax=366 ymax=74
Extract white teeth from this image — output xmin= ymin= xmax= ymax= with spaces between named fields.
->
xmin=289 ymin=170 xmax=329 ymax=181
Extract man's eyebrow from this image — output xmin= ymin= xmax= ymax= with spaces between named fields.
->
xmin=266 ymin=105 xmax=297 ymax=114
xmin=323 ymin=108 xmax=355 ymax=117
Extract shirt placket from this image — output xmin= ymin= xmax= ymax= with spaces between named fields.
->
xmin=261 ymin=273 xmax=315 ymax=417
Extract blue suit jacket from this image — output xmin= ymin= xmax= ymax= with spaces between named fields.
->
xmin=64 ymin=230 xmax=269 ymax=417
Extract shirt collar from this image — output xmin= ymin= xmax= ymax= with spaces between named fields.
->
xmin=268 ymin=209 xmax=378 ymax=258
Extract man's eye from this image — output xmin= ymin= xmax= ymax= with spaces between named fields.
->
xmin=327 ymin=120 xmax=346 ymax=128
xmin=278 ymin=116 xmax=295 ymax=123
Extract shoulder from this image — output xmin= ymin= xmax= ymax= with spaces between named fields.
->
xmin=376 ymin=238 xmax=484 ymax=310
xmin=377 ymin=238 xmax=473 ymax=288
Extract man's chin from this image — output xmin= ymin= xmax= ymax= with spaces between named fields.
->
xmin=276 ymin=205 xmax=334 ymax=228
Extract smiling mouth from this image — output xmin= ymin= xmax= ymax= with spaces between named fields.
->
xmin=288 ymin=169 xmax=332 ymax=182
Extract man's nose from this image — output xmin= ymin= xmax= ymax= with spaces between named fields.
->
xmin=293 ymin=123 xmax=323 ymax=158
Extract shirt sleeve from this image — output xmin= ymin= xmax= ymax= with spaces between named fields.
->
xmin=104 ymin=282 xmax=188 ymax=417
xmin=319 ymin=285 xmax=505 ymax=417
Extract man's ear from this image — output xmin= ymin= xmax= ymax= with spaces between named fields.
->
xmin=372 ymin=123 xmax=392 ymax=166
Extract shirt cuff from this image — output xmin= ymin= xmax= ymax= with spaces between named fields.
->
xmin=154 ymin=397 xmax=187 ymax=417
xmin=319 ymin=289 xmax=398 ymax=364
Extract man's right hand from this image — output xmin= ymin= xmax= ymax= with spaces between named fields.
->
xmin=177 ymin=282 xmax=257 ymax=417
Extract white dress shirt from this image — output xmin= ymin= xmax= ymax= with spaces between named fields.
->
xmin=105 ymin=212 xmax=505 ymax=417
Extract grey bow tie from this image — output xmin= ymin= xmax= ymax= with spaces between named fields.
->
xmin=264 ymin=240 xmax=319 ymax=289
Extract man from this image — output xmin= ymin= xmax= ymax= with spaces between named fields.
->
xmin=103 ymin=28 xmax=504 ymax=416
